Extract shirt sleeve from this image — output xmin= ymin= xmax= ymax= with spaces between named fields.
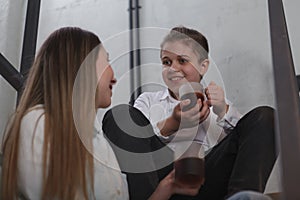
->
xmin=152 ymin=123 xmax=173 ymax=142
xmin=133 ymin=93 xmax=151 ymax=119
xmin=134 ymin=93 xmax=171 ymax=141
xmin=216 ymin=102 xmax=242 ymax=134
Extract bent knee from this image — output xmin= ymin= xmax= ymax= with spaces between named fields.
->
xmin=251 ymin=106 xmax=275 ymax=124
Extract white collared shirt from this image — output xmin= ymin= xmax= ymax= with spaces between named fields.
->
xmin=17 ymin=105 xmax=129 ymax=200
xmin=134 ymin=89 xmax=242 ymax=151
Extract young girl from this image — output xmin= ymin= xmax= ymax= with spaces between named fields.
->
xmin=135 ymin=26 xmax=242 ymax=150
xmin=1 ymin=27 xmax=199 ymax=200
xmin=133 ymin=26 xmax=277 ymax=199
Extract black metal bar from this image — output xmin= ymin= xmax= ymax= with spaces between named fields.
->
xmin=0 ymin=53 xmax=24 ymax=91
xmin=20 ymin=0 xmax=41 ymax=76
xmin=17 ymin=0 xmax=41 ymax=102
xmin=128 ymin=0 xmax=142 ymax=104
xmin=129 ymin=0 xmax=135 ymax=104
xmin=134 ymin=0 xmax=142 ymax=97
xmin=296 ymin=75 xmax=300 ymax=91
xmin=268 ymin=0 xmax=300 ymax=199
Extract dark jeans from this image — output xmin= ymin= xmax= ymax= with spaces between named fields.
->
xmin=102 ymin=104 xmax=277 ymax=200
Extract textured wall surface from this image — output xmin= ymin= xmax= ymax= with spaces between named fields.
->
xmin=0 ymin=0 xmax=26 ymax=141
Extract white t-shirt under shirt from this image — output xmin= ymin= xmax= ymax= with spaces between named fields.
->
xmin=17 ymin=105 xmax=129 ymax=200
xmin=134 ymin=89 xmax=242 ymax=151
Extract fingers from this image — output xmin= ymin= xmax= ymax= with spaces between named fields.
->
xmin=208 ymin=81 xmax=216 ymax=86
xmin=180 ymin=99 xmax=201 ymax=115
xmin=168 ymin=170 xmax=200 ymax=197
xmin=164 ymin=169 xmax=200 ymax=197
xmin=205 ymin=82 xmax=225 ymax=106
xmin=200 ymin=102 xmax=210 ymax=122
xmin=175 ymin=97 xmax=211 ymax=129
xmin=206 ymin=86 xmax=221 ymax=99
xmin=181 ymin=98 xmax=209 ymax=120
xmin=174 ymin=186 xmax=199 ymax=196
xmin=206 ymin=92 xmax=221 ymax=101
xmin=206 ymin=81 xmax=220 ymax=93
xmin=206 ymin=99 xmax=217 ymax=107
xmin=180 ymin=99 xmax=191 ymax=108
xmin=166 ymin=169 xmax=175 ymax=179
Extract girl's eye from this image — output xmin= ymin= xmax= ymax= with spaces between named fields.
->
xmin=162 ymin=59 xmax=171 ymax=66
xmin=178 ymin=58 xmax=188 ymax=64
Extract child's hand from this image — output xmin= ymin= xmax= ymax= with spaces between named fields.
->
xmin=172 ymin=98 xmax=210 ymax=129
xmin=205 ymin=81 xmax=228 ymax=118
xmin=157 ymin=96 xmax=210 ymax=137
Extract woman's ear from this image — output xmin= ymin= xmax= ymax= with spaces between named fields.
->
xmin=199 ymin=59 xmax=209 ymax=77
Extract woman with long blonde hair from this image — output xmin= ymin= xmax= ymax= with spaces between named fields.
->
xmin=1 ymin=27 xmax=199 ymax=199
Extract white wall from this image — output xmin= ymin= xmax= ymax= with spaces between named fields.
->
xmin=284 ymin=0 xmax=300 ymax=74
xmin=138 ymin=0 xmax=296 ymax=114
xmin=0 ymin=0 xmax=26 ymax=141
xmin=1 ymin=0 xmax=300 ymax=137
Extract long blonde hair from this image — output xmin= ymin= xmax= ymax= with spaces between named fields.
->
xmin=1 ymin=27 xmax=101 ymax=199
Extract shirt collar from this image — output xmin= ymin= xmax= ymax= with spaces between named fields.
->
xmin=160 ymin=88 xmax=179 ymax=103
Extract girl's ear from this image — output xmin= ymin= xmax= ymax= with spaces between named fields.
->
xmin=199 ymin=59 xmax=209 ymax=77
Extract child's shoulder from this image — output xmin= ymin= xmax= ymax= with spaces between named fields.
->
xmin=139 ymin=89 xmax=167 ymax=99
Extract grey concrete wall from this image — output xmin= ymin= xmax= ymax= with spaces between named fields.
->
xmin=0 ymin=0 xmax=26 ymax=142
xmin=1 ymin=0 xmax=299 ymax=141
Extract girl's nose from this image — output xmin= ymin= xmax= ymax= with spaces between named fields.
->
xmin=169 ymin=62 xmax=180 ymax=71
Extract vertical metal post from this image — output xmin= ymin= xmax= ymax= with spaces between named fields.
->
xmin=129 ymin=0 xmax=135 ymax=104
xmin=268 ymin=0 xmax=300 ymax=199
xmin=134 ymin=0 xmax=141 ymax=96
xmin=20 ymin=0 xmax=41 ymax=75
xmin=18 ymin=0 xmax=41 ymax=98
xmin=128 ymin=0 xmax=142 ymax=104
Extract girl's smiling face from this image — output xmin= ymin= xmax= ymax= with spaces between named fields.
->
xmin=161 ymin=41 xmax=208 ymax=98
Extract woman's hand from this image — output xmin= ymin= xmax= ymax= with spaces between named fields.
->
xmin=148 ymin=170 xmax=200 ymax=200
xmin=205 ymin=81 xmax=228 ymax=118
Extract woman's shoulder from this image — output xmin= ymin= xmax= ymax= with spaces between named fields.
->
xmin=18 ymin=105 xmax=45 ymax=199
xmin=141 ymin=89 xmax=167 ymax=96
xmin=20 ymin=105 xmax=45 ymax=137
xmin=24 ymin=104 xmax=44 ymax=117
xmin=137 ymin=89 xmax=168 ymax=101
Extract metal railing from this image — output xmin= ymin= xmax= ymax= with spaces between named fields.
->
xmin=268 ymin=0 xmax=300 ymax=199
xmin=0 ymin=0 xmax=40 ymax=100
